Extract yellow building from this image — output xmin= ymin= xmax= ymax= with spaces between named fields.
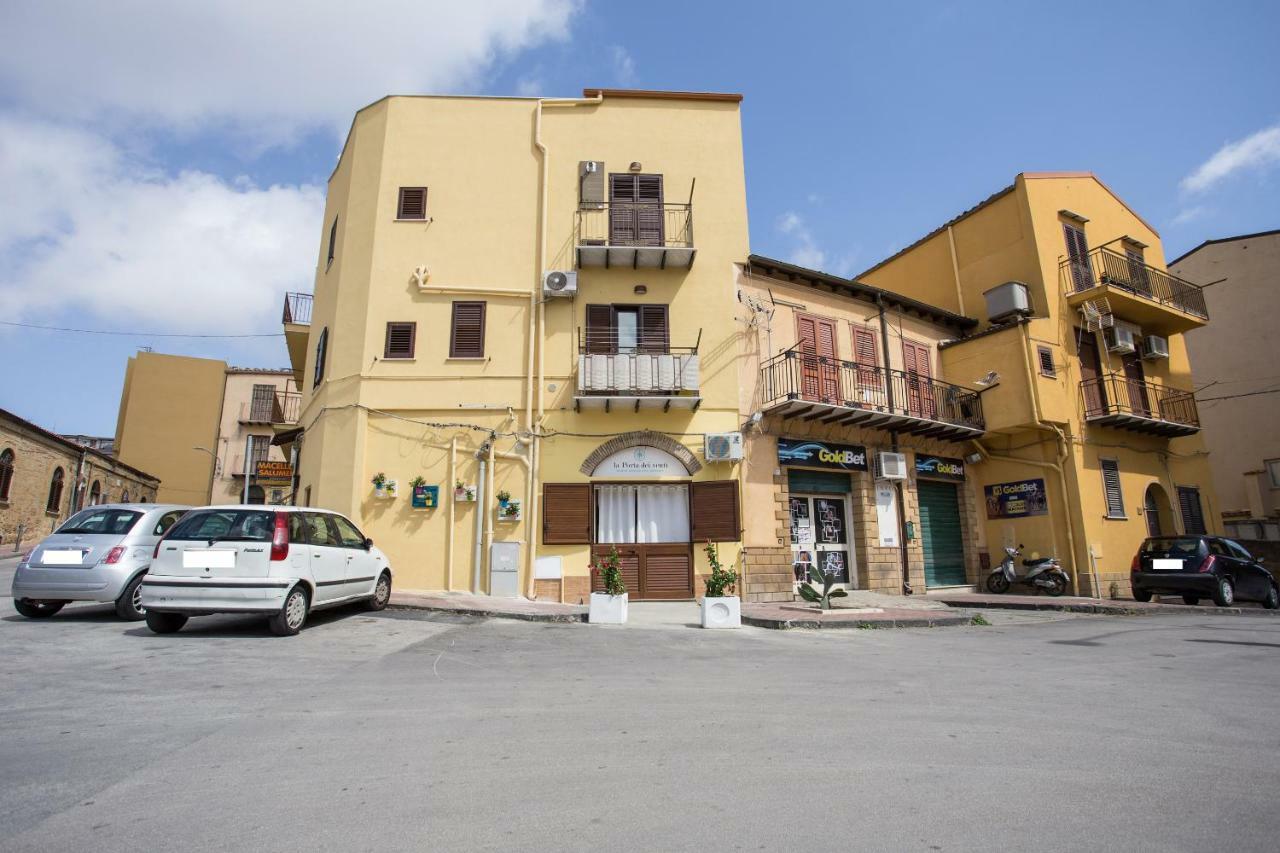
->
xmin=856 ymin=172 xmax=1219 ymax=597
xmin=283 ymin=89 xmax=749 ymax=601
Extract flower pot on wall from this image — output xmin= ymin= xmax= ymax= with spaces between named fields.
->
xmin=700 ymin=595 xmax=741 ymax=629
xmin=588 ymin=592 xmax=628 ymax=624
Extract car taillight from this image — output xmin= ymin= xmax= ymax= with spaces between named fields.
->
xmin=270 ymin=512 xmax=289 ymax=562
xmin=103 ymin=546 xmax=126 ymax=565
xmin=1131 ymin=553 xmax=1141 ymax=572
xmin=1198 ymin=554 xmax=1216 ymax=573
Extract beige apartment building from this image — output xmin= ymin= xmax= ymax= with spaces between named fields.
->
xmin=1171 ymin=229 xmax=1280 ymax=540
xmin=114 ymin=351 xmax=298 ymax=505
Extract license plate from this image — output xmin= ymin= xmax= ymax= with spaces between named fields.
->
xmin=43 ymin=549 xmax=85 ymax=566
xmin=1153 ymin=559 xmax=1184 ymax=572
xmin=183 ymin=550 xmax=236 ymax=569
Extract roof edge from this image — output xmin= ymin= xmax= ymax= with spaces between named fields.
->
xmin=0 ymin=408 xmax=161 ymax=484
xmin=582 ymin=88 xmax=742 ymax=103
xmin=1168 ymin=227 xmax=1280 ymax=267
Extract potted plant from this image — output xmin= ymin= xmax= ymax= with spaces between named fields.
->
xmin=700 ymin=541 xmax=741 ymax=629
xmin=454 ymin=480 xmax=476 ymax=501
xmin=371 ymin=472 xmax=388 ymax=498
xmin=496 ymin=489 xmax=511 ymax=507
xmin=383 ymin=479 xmax=397 ymax=498
xmin=588 ymin=546 xmax=627 ymax=624
xmin=498 ymin=499 xmax=522 ymax=522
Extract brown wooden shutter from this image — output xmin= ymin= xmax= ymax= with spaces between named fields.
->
xmin=1178 ymin=487 xmax=1206 ymax=534
xmin=585 ymin=304 xmax=616 ymax=354
xmin=542 ymin=483 xmax=592 ymax=544
xmin=397 ymin=187 xmax=427 ymax=220
xmin=638 ymin=304 xmax=669 ymax=353
xmin=449 ymin=302 xmax=486 ymax=358
xmin=852 ymin=326 xmax=881 ymax=400
xmin=327 ymin=217 xmax=338 ymax=265
xmin=1101 ymin=459 xmax=1125 ymax=518
xmin=1063 ymin=223 xmax=1091 ymax=290
xmin=384 ymin=322 xmax=416 ymax=359
xmin=690 ymin=480 xmax=740 ymax=543
xmin=1037 ymin=346 xmax=1056 ymax=377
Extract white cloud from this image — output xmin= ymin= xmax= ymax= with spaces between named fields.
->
xmin=0 ymin=117 xmax=324 ymax=332
xmin=776 ymin=211 xmax=858 ymax=277
xmin=1171 ymin=205 xmax=1210 ymax=226
xmin=0 ymin=0 xmax=579 ymax=141
xmin=515 ymin=75 xmax=545 ymax=97
xmin=610 ymin=45 xmax=637 ymax=84
xmin=1181 ymin=123 xmax=1280 ymax=193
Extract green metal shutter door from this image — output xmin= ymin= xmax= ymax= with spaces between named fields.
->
xmin=787 ymin=470 xmax=851 ymax=495
xmin=918 ymin=480 xmax=966 ymax=587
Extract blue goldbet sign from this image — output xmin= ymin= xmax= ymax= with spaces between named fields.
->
xmin=984 ymin=478 xmax=1049 ymax=519
xmin=915 ymin=454 xmax=965 ymax=481
xmin=777 ymin=438 xmax=868 ymax=471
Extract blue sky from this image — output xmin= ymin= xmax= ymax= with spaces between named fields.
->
xmin=1 ymin=0 xmax=1277 ymax=437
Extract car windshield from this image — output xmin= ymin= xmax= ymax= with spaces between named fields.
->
xmin=1141 ymin=537 xmax=1203 ymax=558
xmin=56 ymin=508 xmax=142 ymax=535
xmin=165 ymin=509 xmax=276 ymax=542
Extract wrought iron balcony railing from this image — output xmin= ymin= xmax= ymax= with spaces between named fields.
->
xmin=240 ymin=392 xmax=301 ymax=426
xmin=282 ymin=292 xmax=313 ymax=325
xmin=1060 ymin=247 xmax=1208 ymax=320
xmin=575 ymin=203 xmax=695 ymax=269
xmin=759 ymin=349 xmax=985 ymax=438
xmin=574 ymin=328 xmax=701 ymax=410
xmin=1080 ymin=373 xmax=1199 ymax=437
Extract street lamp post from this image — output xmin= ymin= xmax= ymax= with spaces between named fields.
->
xmin=192 ymin=446 xmax=218 ymax=505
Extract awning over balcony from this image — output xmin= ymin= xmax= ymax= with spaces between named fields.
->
xmin=1081 ymin=374 xmax=1200 ymax=437
xmin=575 ymin=203 xmax=695 ymax=270
xmin=759 ymin=350 xmax=985 ymax=441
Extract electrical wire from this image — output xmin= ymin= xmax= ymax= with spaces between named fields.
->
xmin=1 ymin=320 xmax=283 ymax=338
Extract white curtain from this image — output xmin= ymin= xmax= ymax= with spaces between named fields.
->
xmin=595 ymin=485 xmax=636 ymax=543
xmin=636 ymin=485 xmax=690 ymax=543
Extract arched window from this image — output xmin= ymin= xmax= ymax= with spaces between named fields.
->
xmin=89 ymin=480 xmax=101 ymax=505
xmin=247 ymin=485 xmax=266 ymax=504
xmin=313 ymin=327 xmax=329 ymax=388
xmin=121 ymin=489 xmax=130 ymax=503
xmin=139 ymin=495 xmax=149 ymax=503
xmin=46 ymin=467 xmax=65 ymax=513
xmin=0 ymin=448 xmax=13 ymax=502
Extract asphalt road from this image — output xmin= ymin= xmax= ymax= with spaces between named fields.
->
xmin=3 ymin=557 xmax=1279 ymax=852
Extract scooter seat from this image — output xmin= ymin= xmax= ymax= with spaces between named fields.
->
xmin=1022 ymin=557 xmax=1053 ymax=567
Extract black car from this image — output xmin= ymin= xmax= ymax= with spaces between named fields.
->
xmin=1131 ymin=536 xmax=1278 ymax=608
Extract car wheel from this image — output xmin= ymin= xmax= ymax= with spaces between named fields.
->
xmin=269 ymin=585 xmax=309 ymax=636
xmin=115 ymin=573 xmax=147 ymax=621
xmin=145 ymin=611 xmax=187 ymax=634
xmin=366 ymin=571 xmax=391 ymax=611
xmin=1044 ymin=573 xmax=1067 ymax=597
xmin=1181 ymin=595 xmax=1200 ymax=606
xmin=986 ymin=573 xmax=1010 ymax=594
xmin=14 ymin=599 xmax=65 ymax=619
xmin=1132 ymin=588 xmax=1152 ymax=602
xmin=1263 ymin=584 xmax=1279 ymax=611
xmin=1212 ymin=577 xmax=1234 ymax=607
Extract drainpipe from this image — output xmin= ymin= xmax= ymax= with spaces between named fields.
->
xmin=483 ymin=437 xmax=496 ymax=593
xmin=446 ymin=436 xmax=457 ymax=592
xmin=875 ymin=294 xmax=913 ymax=595
xmin=472 ymin=447 xmax=487 ymax=594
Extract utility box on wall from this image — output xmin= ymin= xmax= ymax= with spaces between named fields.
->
xmin=490 ymin=541 xmax=521 ymax=598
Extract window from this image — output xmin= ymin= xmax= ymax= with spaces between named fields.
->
xmin=121 ymin=490 xmax=130 ymax=503
xmin=167 ymin=509 xmax=275 ymax=541
xmin=384 ymin=322 xmax=416 ymax=359
xmin=1267 ymin=459 xmax=1280 ymax=489
xmin=542 ymin=483 xmax=591 ymax=544
xmin=329 ymin=515 xmax=367 ymax=548
xmin=46 ymin=467 xmax=65 ymax=513
xmin=1063 ymin=222 xmax=1092 ymax=291
xmin=249 ymin=435 xmax=271 ymax=468
xmin=1101 ymin=459 xmax=1125 ymax=518
xmin=58 ymin=508 xmax=142 ymax=535
xmin=250 ymin=384 xmax=276 ymax=421
xmin=313 ymin=327 xmax=328 ymax=388
xmin=89 ymin=480 xmax=101 ymax=505
xmin=449 ymin=301 xmax=486 ymax=358
xmin=303 ymin=513 xmax=339 ymax=546
xmin=584 ymin=304 xmax=669 ymax=354
xmin=397 ymin=187 xmax=427 ymax=220
xmin=1225 ymin=540 xmax=1253 ymax=561
xmin=0 ymin=448 xmax=13 ymax=502
xmin=326 ymin=216 xmax=338 ymax=267
xmin=1178 ymin=486 xmax=1206 ymax=534
xmin=153 ymin=510 xmax=186 ymax=536
xmin=595 ymin=484 xmax=690 ymax=544
xmin=1037 ymin=346 xmax=1056 ymax=378
xmin=852 ymin=326 xmax=882 ymax=400
xmin=608 ymin=173 xmax=664 ymax=246
xmin=287 ymin=513 xmax=309 ymax=545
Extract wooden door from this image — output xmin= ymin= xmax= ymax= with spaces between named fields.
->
xmin=902 ymin=340 xmax=935 ymax=419
xmin=1064 ymin=223 xmax=1092 ymax=291
xmin=1079 ymin=332 xmax=1107 ymax=415
xmin=797 ymin=315 xmax=839 ymax=404
xmin=852 ymin=326 xmax=884 ymax=407
xmin=1121 ymin=353 xmax=1150 ymax=416
xmin=590 ymin=544 xmax=692 ymax=600
xmin=609 ymin=174 xmax=664 ymax=246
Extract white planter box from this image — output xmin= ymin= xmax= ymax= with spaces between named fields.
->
xmin=588 ymin=592 xmax=628 ymax=624
xmin=700 ymin=595 xmax=741 ymax=629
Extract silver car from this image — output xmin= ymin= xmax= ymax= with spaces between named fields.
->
xmin=11 ymin=503 xmax=189 ymax=620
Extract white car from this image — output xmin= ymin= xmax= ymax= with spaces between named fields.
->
xmin=141 ymin=505 xmax=393 ymax=636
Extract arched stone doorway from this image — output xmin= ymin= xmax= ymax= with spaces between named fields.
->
xmin=246 ymin=485 xmax=266 ymax=505
xmin=1143 ymin=483 xmax=1174 ymax=538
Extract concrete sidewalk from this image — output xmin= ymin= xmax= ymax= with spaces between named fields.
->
xmin=390 ymin=591 xmax=587 ymax=623
xmin=931 ymin=591 xmax=1276 ymax=617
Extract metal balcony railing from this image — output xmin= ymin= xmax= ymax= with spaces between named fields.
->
xmin=576 ymin=203 xmax=693 ymax=249
xmin=1060 ymin=247 xmax=1208 ymax=320
xmin=575 ymin=328 xmax=700 ymax=397
xmin=240 ymin=392 xmax=301 ymax=425
xmin=760 ymin=349 xmax=985 ymax=436
xmin=1081 ymin=373 xmax=1199 ymax=435
xmin=282 ymin=292 xmax=313 ymax=325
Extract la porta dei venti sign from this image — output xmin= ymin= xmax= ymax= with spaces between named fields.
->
xmin=593 ymin=446 xmax=688 ymax=477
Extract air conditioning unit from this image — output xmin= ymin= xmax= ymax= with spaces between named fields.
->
xmin=1104 ymin=322 xmax=1139 ymax=354
xmin=542 ymin=270 xmax=577 ymax=298
xmin=704 ymin=432 xmax=743 ymax=462
xmin=1140 ymin=335 xmax=1169 ymax=360
xmin=875 ymin=451 xmax=908 ymax=481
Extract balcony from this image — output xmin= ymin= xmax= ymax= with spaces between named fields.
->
xmin=574 ymin=330 xmax=701 ymax=412
xmin=1081 ymin=374 xmax=1199 ymax=437
xmin=281 ymin=292 xmax=312 ymax=386
xmin=239 ymin=392 xmax=301 ymax=426
xmin=759 ymin=350 xmax=985 ymax=440
xmin=575 ymin=203 xmax=695 ymax=270
xmin=1061 ymin=248 xmax=1208 ymax=334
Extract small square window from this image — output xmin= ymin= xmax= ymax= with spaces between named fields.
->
xmin=384 ymin=322 xmax=416 ymax=359
xmin=1037 ymin=346 xmax=1056 ymax=378
xmin=1266 ymin=459 xmax=1280 ymax=489
xmin=397 ymin=187 xmax=428 ymax=220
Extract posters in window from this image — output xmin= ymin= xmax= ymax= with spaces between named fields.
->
xmin=984 ymin=478 xmax=1049 ymax=519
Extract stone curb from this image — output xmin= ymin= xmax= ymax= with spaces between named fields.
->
xmin=931 ymin=596 xmax=1277 ymax=617
xmin=742 ymin=613 xmax=974 ymax=630
xmin=388 ymin=600 xmax=587 ymax=624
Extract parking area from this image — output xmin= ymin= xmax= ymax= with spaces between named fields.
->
xmin=4 ymin=554 xmax=1280 ymax=852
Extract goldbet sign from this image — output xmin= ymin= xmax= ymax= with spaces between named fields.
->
xmin=777 ymin=438 xmax=868 ymax=471
xmin=915 ymin=454 xmax=965 ymax=481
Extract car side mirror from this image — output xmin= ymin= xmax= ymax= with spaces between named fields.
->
xmin=363 ymin=537 xmax=374 ymax=551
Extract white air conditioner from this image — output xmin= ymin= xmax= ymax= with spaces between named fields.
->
xmin=542 ymin=270 xmax=577 ymax=298
xmin=704 ymin=432 xmax=743 ymax=462
xmin=875 ymin=451 xmax=908 ymax=481
xmin=1140 ymin=335 xmax=1169 ymax=360
xmin=1104 ymin=322 xmax=1139 ymax=354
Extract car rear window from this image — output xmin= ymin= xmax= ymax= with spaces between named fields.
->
xmin=56 ymin=509 xmax=142 ymax=535
xmin=165 ymin=509 xmax=276 ymax=542
xmin=1141 ymin=537 xmax=1203 ymax=559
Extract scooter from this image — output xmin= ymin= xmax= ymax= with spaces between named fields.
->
xmin=986 ymin=544 xmax=1068 ymax=596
